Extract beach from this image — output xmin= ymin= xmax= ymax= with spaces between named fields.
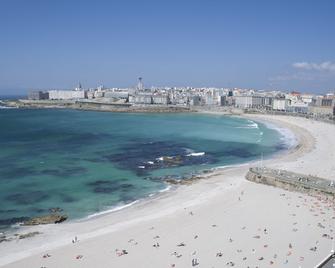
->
xmin=0 ymin=114 xmax=334 ymax=268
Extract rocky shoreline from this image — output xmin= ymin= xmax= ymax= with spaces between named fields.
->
xmin=22 ymin=214 xmax=68 ymax=226
xmin=3 ymin=99 xmax=192 ymax=113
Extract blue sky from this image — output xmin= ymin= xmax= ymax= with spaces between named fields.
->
xmin=0 ymin=0 xmax=334 ymax=95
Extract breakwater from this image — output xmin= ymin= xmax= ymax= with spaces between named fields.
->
xmin=246 ymin=167 xmax=335 ymax=196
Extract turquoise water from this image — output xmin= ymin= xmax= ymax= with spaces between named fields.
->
xmin=0 ymin=109 xmax=287 ymax=229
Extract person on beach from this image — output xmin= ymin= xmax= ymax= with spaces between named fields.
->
xmin=216 ymin=252 xmax=223 ymax=257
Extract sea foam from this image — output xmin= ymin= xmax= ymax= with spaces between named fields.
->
xmin=186 ymin=152 xmax=205 ymax=157
xmin=261 ymin=121 xmax=298 ymax=149
xmin=236 ymin=120 xmax=259 ymax=129
xmin=85 ymin=200 xmax=140 ymax=219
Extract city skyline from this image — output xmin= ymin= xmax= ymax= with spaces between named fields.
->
xmin=1 ymin=0 xmax=335 ymax=95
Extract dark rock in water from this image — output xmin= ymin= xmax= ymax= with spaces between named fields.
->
xmin=22 ymin=214 xmax=68 ymax=226
xmin=120 ymin=183 xmax=134 ymax=191
xmin=104 ymin=141 xmax=218 ymax=175
xmin=6 ymin=191 xmax=49 ymax=205
xmin=89 ymin=180 xmax=117 ymax=194
xmin=94 ymin=186 xmax=115 ymax=193
xmin=119 ymin=193 xmax=139 ymax=202
xmin=87 ymin=180 xmax=112 ymax=187
xmin=93 ymin=183 xmax=134 ymax=194
xmin=165 ymin=179 xmax=182 ymax=184
xmin=88 ymin=180 xmax=135 ymax=194
xmin=59 ymin=194 xmax=76 ymax=203
xmin=147 ymin=172 xmax=209 ymax=186
xmin=161 ymin=155 xmax=183 ymax=166
xmin=0 ymin=166 xmax=37 ymax=180
xmin=164 ymin=175 xmax=203 ymax=185
xmin=0 ymin=216 xmax=30 ymax=226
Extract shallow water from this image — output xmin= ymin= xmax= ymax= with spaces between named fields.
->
xmin=0 ymin=109 xmax=287 ymax=229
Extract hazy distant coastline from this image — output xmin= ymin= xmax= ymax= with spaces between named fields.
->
xmin=3 ymin=99 xmax=194 ymax=113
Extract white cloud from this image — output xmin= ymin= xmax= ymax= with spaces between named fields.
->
xmin=269 ymin=61 xmax=335 ymax=83
xmin=269 ymin=72 xmax=316 ymax=82
xmin=292 ymin=61 xmax=335 ymax=72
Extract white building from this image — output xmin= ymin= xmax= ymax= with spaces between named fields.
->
xmin=104 ymin=91 xmax=129 ymax=99
xmin=48 ymin=90 xmax=86 ymax=100
xmin=272 ymin=98 xmax=288 ymax=111
xmin=301 ymin=94 xmax=314 ymax=104
xmin=129 ymin=94 xmax=152 ymax=104
xmin=94 ymin=91 xmax=104 ymax=98
xmin=86 ymin=91 xmax=95 ymax=99
xmin=287 ymin=101 xmax=309 ymax=113
xmin=152 ymin=94 xmax=169 ymax=105
xmin=235 ymin=96 xmax=263 ymax=108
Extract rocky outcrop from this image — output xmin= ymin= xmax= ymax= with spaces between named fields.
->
xmin=164 ymin=175 xmax=204 ymax=185
xmin=161 ymin=156 xmax=183 ymax=166
xmin=22 ymin=214 xmax=67 ymax=226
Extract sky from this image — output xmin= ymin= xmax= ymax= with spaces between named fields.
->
xmin=0 ymin=0 xmax=335 ymax=95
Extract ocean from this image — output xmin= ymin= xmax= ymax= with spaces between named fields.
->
xmin=0 ymin=108 xmax=294 ymax=230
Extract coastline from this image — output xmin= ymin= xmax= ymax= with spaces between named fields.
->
xmin=1 ymin=114 xmax=334 ymax=268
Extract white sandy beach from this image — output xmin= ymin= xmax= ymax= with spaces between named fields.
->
xmin=0 ymin=114 xmax=334 ymax=268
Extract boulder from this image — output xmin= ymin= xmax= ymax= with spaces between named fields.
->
xmin=165 ymin=175 xmax=202 ymax=185
xmin=22 ymin=214 xmax=67 ymax=226
xmin=162 ymin=155 xmax=183 ymax=166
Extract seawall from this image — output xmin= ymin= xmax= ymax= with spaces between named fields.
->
xmin=246 ymin=167 xmax=335 ymax=197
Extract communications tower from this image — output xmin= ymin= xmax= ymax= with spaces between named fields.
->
xmin=137 ymin=77 xmax=144 ymax=91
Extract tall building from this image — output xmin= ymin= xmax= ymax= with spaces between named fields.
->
xmin=137 ymin=77 xmax=144 ymax=91
xmin=75 ymin=82 xmax=82 ymax=91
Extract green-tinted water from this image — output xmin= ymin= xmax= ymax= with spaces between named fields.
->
xmin=0 ymin=109 xmax=289 ymax=229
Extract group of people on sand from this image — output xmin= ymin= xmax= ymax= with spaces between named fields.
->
xmin=191 ymin=258 xmax=199 ymax=266
xmin=71 ymin=236 xmax=78 ymax=244
xmin=37 ymin=190 xmax=334 ymax=268
xmin=115 ymin=249 xmax=128 ymax=256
